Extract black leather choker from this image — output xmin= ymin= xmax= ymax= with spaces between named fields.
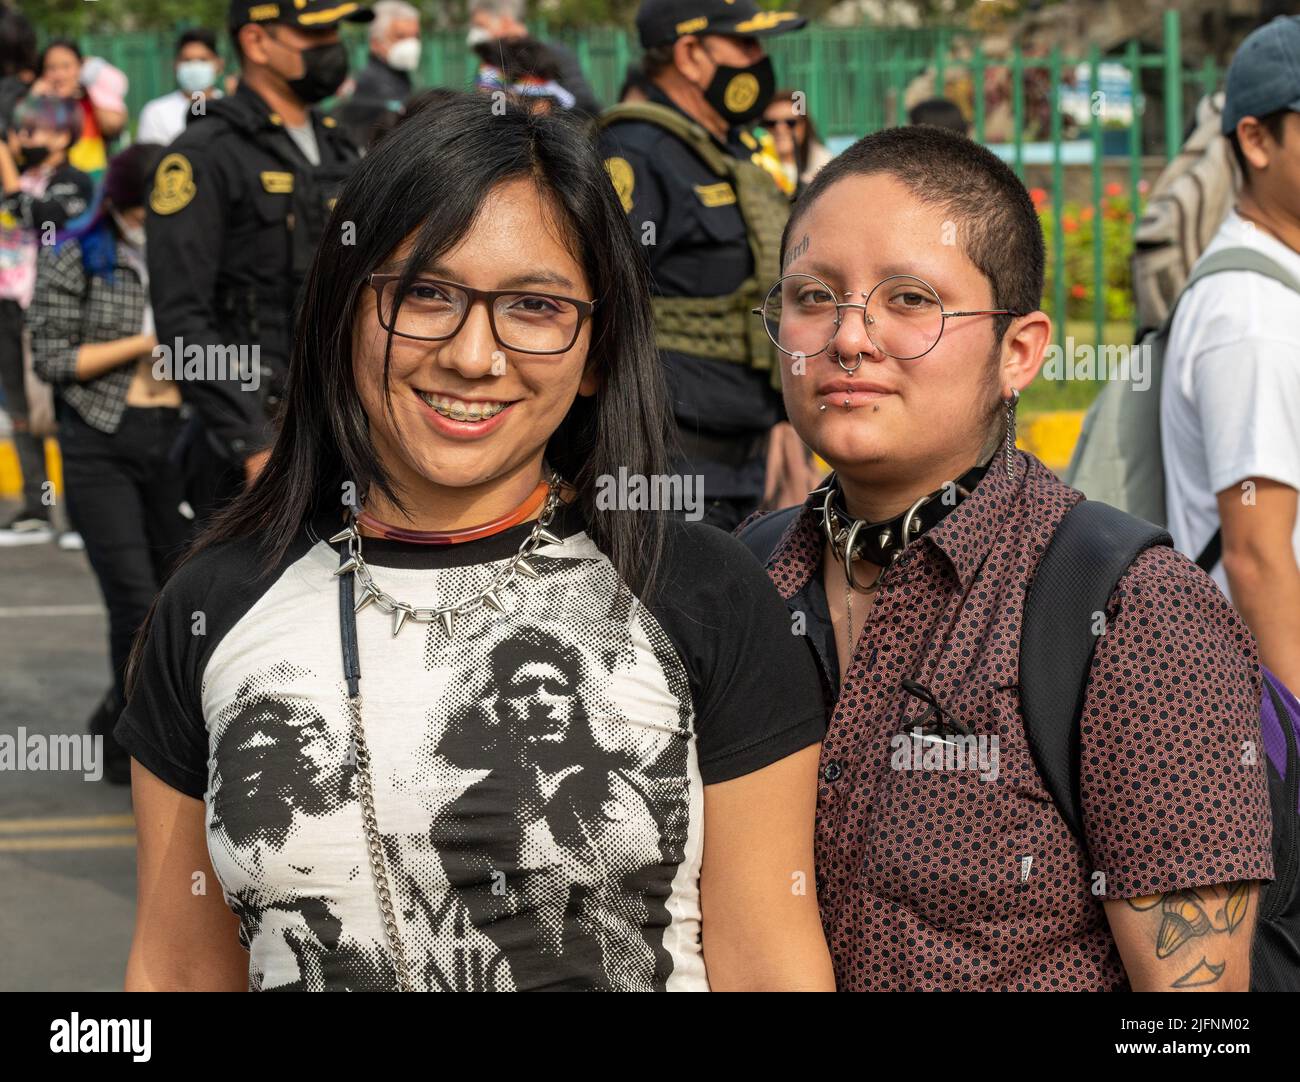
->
xmin=817 ymin=459 xmax=992 ymax=591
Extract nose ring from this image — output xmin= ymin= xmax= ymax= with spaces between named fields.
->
xmin=836 ymin=351 xmax=864 ymax=374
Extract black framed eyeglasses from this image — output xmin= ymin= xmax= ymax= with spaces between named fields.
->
xmin=367 ymin=273 xmax=596 ymax=356
xmin=753 ymin=272 xmax=1021 ymax=361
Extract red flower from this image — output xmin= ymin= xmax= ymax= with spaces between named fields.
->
xmin=1029 ymin=187 xmax=1048 ymax=209
xmin=1071 ymin=283 xmax=1087 ymax=299
xmin=1105 ymin=181 xmax=1123 ymax=196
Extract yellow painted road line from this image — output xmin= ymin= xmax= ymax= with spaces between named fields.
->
xmin=0 ymin=832 xmax=136 ymax=852
xmin=0 ymin=813 xmax=136 ymax=835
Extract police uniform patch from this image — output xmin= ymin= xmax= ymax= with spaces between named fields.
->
xmin=150 ymin=153 xmax=197 ymax=216
xmin=261 ymin=171 xmax=295 ymax=194
xmin=723 ymin=73 xmax=760 ymax=115
xmin=694 ymin=181 xmax=736 ymax=207
xmin=604 ymin=156 xmax=635 ymax=214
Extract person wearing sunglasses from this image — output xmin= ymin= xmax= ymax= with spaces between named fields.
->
xmin=115 ymin=94 xmax=832 ymax=992
xmin=760 ymin=88 xmax=831 ymax=196
xmin=738 ymin=124 xmax=1273 ymax=991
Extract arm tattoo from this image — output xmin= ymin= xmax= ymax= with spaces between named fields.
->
xmin=1125 ymin=883 xmax=1250 ymax=989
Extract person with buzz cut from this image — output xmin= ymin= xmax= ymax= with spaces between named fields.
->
xmin=146 ymin=0 xmax=371 ymax=528
xmin=597 ymin=0 xmax=808 ymax=532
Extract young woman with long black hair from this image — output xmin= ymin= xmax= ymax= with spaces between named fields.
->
xmin=116 ymin=93 xmax=832 ymax=992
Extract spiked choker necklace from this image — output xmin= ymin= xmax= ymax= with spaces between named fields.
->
xmin=819 ymin=458 xmax=992 ymax=591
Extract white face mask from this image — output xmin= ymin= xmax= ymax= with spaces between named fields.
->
xmin=466 ymin=26 xmax=494 ymax=47
xmin=176 ymin=59 xmax=217 ymax=94
xmin=112 ymin=209 xmax=145 ymax=249
xmin=386 ymin=37 xmax=421 ymax=72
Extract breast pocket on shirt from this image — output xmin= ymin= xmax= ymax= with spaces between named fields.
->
xmin=863 ymin=681 xmax=1067 ymax=930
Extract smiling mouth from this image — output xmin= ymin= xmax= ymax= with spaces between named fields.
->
xmin=416 ymin=391 xmax=512 ymax=422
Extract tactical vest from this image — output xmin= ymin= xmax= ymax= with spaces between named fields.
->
xmin=598 ymin=102 xmax=789 ymax=389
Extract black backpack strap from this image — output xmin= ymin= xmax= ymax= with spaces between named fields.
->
xmin=1194 ymin=528 xmax=1222 ymax=572
xmin=736 ymin=505 xmax=802 ymax=566
xmin=1020 ymin=500 xmax=1172 ymax=843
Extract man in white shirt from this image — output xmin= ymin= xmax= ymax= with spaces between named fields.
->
xmin=1161 ymin=15 xmax=1300 ymax=695
xmin=135 ymin=29 xmax=224 ymax=147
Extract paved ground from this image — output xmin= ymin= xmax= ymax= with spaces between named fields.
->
xmin=0 ymin=498 xmax=136 ymax=991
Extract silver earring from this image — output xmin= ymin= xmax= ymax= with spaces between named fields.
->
xmin=1003 ymin=387 xmax=1019 ymax=478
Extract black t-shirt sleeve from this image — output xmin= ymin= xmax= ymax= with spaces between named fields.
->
xmin=648 ymin=519 xmax=826 ymax=784
xmin=113 ymin=559 xmax=213 ymax=799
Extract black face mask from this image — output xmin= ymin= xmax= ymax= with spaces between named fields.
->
xmin=286 ymin=41 xmax=349 ymax=104
xmin=15 ymin=145 xmax=51 ymax=170
xmin=702 ymin=54 xmax=775 ymax=127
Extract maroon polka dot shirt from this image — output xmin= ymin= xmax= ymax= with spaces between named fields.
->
xmin=754 ymin=451 xmax=1273 ymax=990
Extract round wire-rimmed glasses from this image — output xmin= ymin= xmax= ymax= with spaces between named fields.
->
xmin=752 ymin=272 xmax=1021 ymax=361
xmin=367 ymin=273 xmax=596 ymax=356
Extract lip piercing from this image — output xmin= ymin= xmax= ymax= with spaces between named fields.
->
xmin=819 ymin=404 xmax=828 ymax=412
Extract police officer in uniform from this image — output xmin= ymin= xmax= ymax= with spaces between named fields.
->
xmin=147 ymin=0 xmax=372 ymax=522
xmin=597 ymin=0 xmax=805 ymax=531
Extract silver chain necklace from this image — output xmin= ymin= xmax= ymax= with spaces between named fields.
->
xmin=328 ymin=472 xmax=564 ymax=991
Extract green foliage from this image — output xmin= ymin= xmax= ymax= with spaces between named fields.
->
xmin=1035 ymin=184 xmax=1139 ymax=324
xmin=19 ymin=0 xmax=230 ymax=38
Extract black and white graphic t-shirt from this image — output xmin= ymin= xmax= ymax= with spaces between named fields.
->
xmin=117 ymin=502 xmax=825 ymax=991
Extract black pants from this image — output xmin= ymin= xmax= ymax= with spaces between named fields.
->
xmin=59 ymin=404 xmax=195 ymax=714
xmin=0 ymin=297 xmax=47 ymax=511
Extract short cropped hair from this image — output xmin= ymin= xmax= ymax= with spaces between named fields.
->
xmin=784 ymin=125 xmax=1045 ymax=342
xmin=176 ymin=28 xmax=219 ymax=57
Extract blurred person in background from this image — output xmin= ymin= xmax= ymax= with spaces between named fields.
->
xmin=29 ymin=143 xmax=189 ymax=786
xmin=908 ymin=96 xmax=969 ymax=136
xmin=334 ymin=0 xmax=421 ymax=151
xmin=0 ymin=94 xmax=92 ymax=547
xmin=136 ymin=28 xmax=225 ymax=147
xmin=1161 ymin=15 xmax=1300 ymax=698
xmin=467 ymin=0 xmax=601 ymax=116
xmin=761 ymin=88 xmax=831 ymax=195
xmin=597 ymin=0 xmax=808 ymax=530
xmin=0 ymin=5 xmax=36 ymax=132
xmin=146 ymin=0 xmax=371 ymax=528
xmin=474 ymin=35 xmax=577 ymax=114
xmin=33 ymin=39 xmax=128 ymax=182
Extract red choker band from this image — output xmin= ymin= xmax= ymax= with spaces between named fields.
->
xmin=355 ymin=479 xmax=552 ymax=545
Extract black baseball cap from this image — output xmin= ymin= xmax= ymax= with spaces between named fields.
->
xmin=229 ymin=0 xmax=374 ymax=30
xmin=636 ymin=0 xmax=806 ymax=49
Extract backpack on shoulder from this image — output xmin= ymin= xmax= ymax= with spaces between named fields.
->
xmin=739 ymin=498 xmax=1300 ymax=990
xmin=1022 ymin=499 xmax=1300 ymax=991
xmin=1064 ymin=246 xmax=1300 ymax=569
xmin=1132 ymin=91 xmax=1239 ymax=336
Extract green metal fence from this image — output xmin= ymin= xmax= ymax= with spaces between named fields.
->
xmin=80 ymin=10 xmax=1218 ymax=358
